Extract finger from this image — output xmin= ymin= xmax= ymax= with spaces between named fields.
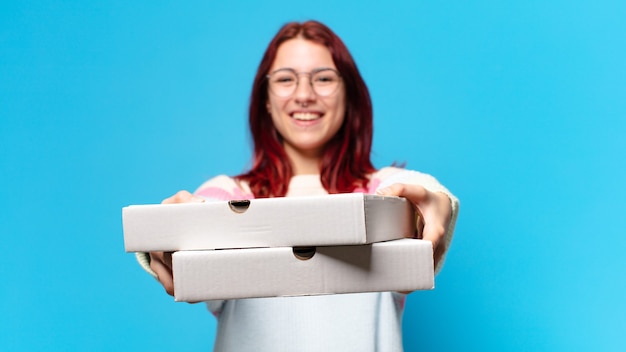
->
xmin=154 ymin=264 xmax=175 ymax=296
xmin=375 ymin=183 xmax=403 ymax=196
xmin=151 ymin=251 xmax=174 ymax=270
xmin=162 ymin=190 xmax=205 ymax=204
xmin=376 ymin=183 xmax=429 ymax=204
xmin=163 ymin=252 xmax=173 ymax=270
xmin=415 ymin=213 xmax=425 ymax=239
xmin=149 ymin=252 xmax=175 ymax=296
xmin=421 ymin=222 xmax=446 ymax=249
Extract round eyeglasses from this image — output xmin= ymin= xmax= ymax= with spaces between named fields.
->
xmin=267 ymin=68 xmax=341 ymax=97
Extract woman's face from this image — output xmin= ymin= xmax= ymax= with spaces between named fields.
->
xmin=266 ymin=38 xmax=346 ymax=160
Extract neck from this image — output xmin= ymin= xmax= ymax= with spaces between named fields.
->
xmin=284 ymin=144 xmax=322 ymax=175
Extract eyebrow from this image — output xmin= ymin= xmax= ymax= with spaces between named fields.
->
xmin=269 ymin=67 xmax=336 ymax=74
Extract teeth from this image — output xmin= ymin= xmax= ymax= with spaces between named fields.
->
xmin=292 ymin=112 xmax=320 ymax=121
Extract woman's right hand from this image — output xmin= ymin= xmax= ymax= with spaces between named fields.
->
xmin=149 ymin=190 xmax=205 ymax=296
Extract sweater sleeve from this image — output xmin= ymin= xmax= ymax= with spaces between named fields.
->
xmin=373 ymin=167 xmax=460 ymax=274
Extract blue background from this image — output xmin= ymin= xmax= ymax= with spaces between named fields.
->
xmin=2 ymin=1 xmax=624 ymax=351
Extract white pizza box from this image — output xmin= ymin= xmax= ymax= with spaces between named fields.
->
xmin=122 ymin=193 xmax=415 ymax=252
xmin=172 ymin=238 xmax=434 ymax=301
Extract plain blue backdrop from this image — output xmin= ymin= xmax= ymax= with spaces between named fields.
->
xmin=1 ymin=1 xmax=624 ymax=351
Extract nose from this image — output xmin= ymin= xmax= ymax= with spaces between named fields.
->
xmin=294 ymin=74 xmax=316 ymax=104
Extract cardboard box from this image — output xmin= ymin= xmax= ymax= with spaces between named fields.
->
xmin=172 ymin=238 xmax=433 ymax=301
xmin=123 ymin=193 xmax=415 ymax=252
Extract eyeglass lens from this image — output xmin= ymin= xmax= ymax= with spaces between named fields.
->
xmin=268 ymin=69 xmax=340 ymax=97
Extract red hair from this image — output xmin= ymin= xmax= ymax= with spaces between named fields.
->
xmin=236 ymin=21 xmax=375 ymax=198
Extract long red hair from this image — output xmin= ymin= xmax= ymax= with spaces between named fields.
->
xmin=236 ymin=21 xmax=375 ymax=198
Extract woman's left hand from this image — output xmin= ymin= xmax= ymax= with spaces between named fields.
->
xmin=377 ymin=183 xmax=452 ymax=268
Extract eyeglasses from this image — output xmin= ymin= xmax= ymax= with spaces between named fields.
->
xmin=267 ymin=68 xmax=341 ymax=97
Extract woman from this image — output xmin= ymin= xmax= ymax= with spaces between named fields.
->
xmin=139 ymin=20 xmax=459 ymax=351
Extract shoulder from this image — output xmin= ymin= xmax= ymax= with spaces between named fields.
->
xmin=372 ymin=167 xmax=448 ymax=193
xmin=354 ymin=167 xmax=411 ymax=194
xmin=194 ymin=175 xmax=254 ymax=201
xmin=371 ymin=166 xmax=405 ymax=181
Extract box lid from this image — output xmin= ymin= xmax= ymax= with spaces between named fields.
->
xmin=123 ymin=193 xmax=415 ymax=252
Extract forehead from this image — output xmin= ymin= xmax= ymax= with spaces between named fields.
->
xmin=270 ymin=38 xmax=336 ymax=71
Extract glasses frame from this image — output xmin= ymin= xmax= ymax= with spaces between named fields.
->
xmin=266 ymin=67 xmax=342 ymax=97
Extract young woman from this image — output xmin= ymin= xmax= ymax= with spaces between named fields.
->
xmin=139 ymin=20 xmax=459 ymax=351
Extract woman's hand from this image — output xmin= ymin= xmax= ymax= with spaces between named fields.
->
xmin=376 ymin=184 xmax=452 ymax=268
xmin=149 ymin=190 xmax=205 ymax=297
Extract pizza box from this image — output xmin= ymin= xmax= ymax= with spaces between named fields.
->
xmin=172 ymin=238 xmax=433 ymax=301
xmin=123 ymin=193 xmax=415 ymax=252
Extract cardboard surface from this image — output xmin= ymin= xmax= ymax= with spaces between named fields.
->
xmin=122 ymin=193 xmax=415 ymax=252
xmin=172 ymin=238 xmax=434 ymax=301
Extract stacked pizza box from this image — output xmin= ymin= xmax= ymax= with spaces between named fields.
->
xmin=122 ymin=194 xmax=434 ymax=302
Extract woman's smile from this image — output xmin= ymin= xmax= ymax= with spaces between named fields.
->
xmin=291 ymin=111 xmax=322 ymax=121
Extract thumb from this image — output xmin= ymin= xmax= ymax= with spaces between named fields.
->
xmin=375 ymin=183 xmax=404 ymax=197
